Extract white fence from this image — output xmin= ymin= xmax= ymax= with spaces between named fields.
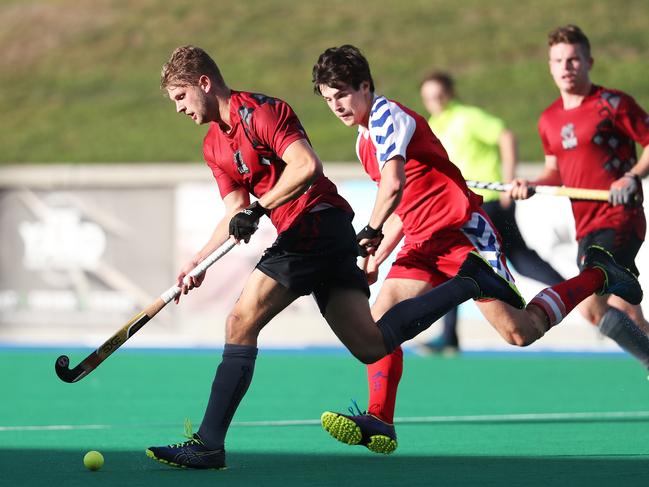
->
xmin=0 ymin=163 xmax=646 ymax=352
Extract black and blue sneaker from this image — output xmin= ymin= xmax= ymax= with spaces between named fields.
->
xmin=146 ymin=420 xmax=226 ymax=470
xmin=321 ymin=402 xmax=397 ymax=454
xmin=583 ymin=245 xmax=643 ymax=305
xmin=416 ymin=336 xmax=460 ymax=356
xmin=457 ymin=251 xmax=526 ymax=309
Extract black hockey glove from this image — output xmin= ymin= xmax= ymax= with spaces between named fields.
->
xmin=356 ymin=224 xmax=383 ymax=257
xmin=229 ymin=201 xmax=268 ymax=243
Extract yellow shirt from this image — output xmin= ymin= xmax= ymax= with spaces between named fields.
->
xmin=428 ymin=101 xmax=504 ymax=202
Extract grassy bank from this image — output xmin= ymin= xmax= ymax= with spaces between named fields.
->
xmin=1 ymin=0 xmax=647 ymax=163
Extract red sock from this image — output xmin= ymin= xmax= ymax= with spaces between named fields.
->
xmin=529 ymin=268 xmax=604 ymax=327
xmin=367 ymin=346 xmax=403 ymax=424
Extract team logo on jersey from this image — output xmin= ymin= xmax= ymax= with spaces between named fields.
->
xmin=239 ymin=105 xmax=265 ymax=148
xmin=239 ymin=106 xmax=254 ymax=127
xmin=561 ymin=123 xmax=578 ymax=150
xmin=233 ymin=150 xmax=250 ymax=174
xmin=251 ymin=93 xmax=276 ymax=106
xmin=593 ymin=119 xmax=636 ymax=173
xmin=601 ymin=91 xmax=621 ymax=110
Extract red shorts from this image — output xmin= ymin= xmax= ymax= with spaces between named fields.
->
xmin=387 ymin=209 xmax=514 ymax=288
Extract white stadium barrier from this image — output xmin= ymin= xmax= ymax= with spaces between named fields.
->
xmin=0 ymin=163 xmax=646 ymax=352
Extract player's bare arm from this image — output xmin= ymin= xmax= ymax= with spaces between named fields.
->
xmin=609 ymin=144 xmax=649 ymax=206
xmin=630 ymin=145 xmax=649 ymax=179
xmin=359 ymin=157 xmax=406 ymax=255
xmin=498 ymin=129 xmax=517 ymax=183
xmin=365 ymin=214 xmax=404 ymax=285
xmin=175 ymin=189 xmax=249 ymax=303
xmin=509 ymin=155 xmax=561 ymax=200
xmin=371 ymin=214 xmax=404 ymax=268
xmin=627 ymin=144 xmax=649 ymax=188
xmin=256 ymin=139 xmax=322 ymax=210
xmin=228 ymin=140 xmax=321 ymax=246
xmin=498 ymin=128 xmax=517 ymax=207
xmin=370 ymin=157 xmax=406 ymax=229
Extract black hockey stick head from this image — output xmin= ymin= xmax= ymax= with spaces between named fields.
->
xmin=54 ymin=313 xmax=149 ymax=384
xmin=55 ymin=354 xmax=92 ymax=383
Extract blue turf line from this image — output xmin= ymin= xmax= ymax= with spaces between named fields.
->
xmin=0 ymin=342 xmax=627 ymax=359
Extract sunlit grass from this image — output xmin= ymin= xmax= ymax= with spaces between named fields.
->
xmin=1 ymin=0 xmax=648 ymax=163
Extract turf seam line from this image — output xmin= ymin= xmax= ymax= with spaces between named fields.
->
xmin=3 ymin=410 xmax=649 ymax=431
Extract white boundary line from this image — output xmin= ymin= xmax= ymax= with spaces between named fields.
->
xmin=0 ymin=424 xmax=110 ymax=432
xmin=232 ymin=410 xmax=649 ymax=427
xmin=394 ymin=411 xmax=649 ymax=423
xmin=3 ymin=411 xmax=649 ymax=432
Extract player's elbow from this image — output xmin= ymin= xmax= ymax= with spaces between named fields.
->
xmin=382 ymin=173 xmax=405 ymax=200
xmin=381 ymin=158 xmax=406 ymax=196
xmin=499 ymin=129 xmax=516 ymax=146
xmin=301 ymin=157 xmax=323 ymax=185
xmin=388 ymin=177 xmax=405 ymax=196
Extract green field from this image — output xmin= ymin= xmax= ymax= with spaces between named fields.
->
xmin=2 ymin=349 xmax=649 ymax=486
xmin=1 ymin=0 xmax=648 ymax=164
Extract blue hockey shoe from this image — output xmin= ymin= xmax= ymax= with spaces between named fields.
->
xmin=321 ymin=402 xmax=397 ymax=454
xmin=146 ymin=420 xmax=226 ymax=470
xmin=457 ymin=251 xmax=525 ymax=309
xmin=583 ymin=245 xmax=643 ymax=305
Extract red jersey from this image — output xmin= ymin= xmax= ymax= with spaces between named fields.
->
xmin=356 ymin=95 xmax=482 ymax=243
xmin=203 ymin=91 xmax=352 ymax=234
xmin=538 ymin=85 xmax=648 ymax=240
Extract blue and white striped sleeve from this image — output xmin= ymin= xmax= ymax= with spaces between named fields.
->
xmin=368 ymin=96 xmax=416 ymax=171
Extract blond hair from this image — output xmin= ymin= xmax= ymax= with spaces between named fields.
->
xmin=160 ymin=45 xmax=225 ymax=90
xmin=548 ymin=25 xmax=591 ymax=58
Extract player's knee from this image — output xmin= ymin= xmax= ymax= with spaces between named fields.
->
xmin=501 ymin=329 xmax=536 ymax=347
xmin=355 ymin=353 xmax=376 ymax=365
xmin=224 ymin=312 xmax=259 ymax=343
xmin=348 ymin=344 xmax=384 ymax=364
xmin=356 ymin=350 xmax=384 ymax=364
xmin=579 ymin=307 xmax=602 ymax=326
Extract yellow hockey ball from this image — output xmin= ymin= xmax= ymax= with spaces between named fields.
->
xmin=83 ymin=450 xmax=104 ymax=471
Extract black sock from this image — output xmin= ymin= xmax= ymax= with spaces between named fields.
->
xmin=197 ymin=343 xmax=258 ymax=449
xmin=599 ymin=308 xmax=649 ymax=370
xmin=377 ymin=275 xmax=479 ymax=353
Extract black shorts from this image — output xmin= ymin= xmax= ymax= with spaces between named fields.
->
xmin=257 ymin=208 xmax=370 ymax=314
xmin=577 ymin=228 xmax=643 ymax=277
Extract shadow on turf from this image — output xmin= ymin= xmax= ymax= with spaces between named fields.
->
xmin=1 ymin=449 xmax=648 ymax=487
xmin=400 ymin=417 xmax=649 ymax=426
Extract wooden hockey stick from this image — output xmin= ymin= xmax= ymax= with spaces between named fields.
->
xmin=55 ymin=238 xmax=237 ymax=383
xmin=466 ymin=180 xmax=610 ymax=201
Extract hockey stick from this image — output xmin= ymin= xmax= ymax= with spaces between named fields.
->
xmin=55 ymin=238 xmax=237 ymax=383
xmin=466 ymin=180 xmax=610 ymax=201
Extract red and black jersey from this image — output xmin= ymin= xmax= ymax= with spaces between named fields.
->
xmin=538 ymin=85 xmax=649 ymax=240
xmin=203 ymin=91 xmax=352 ymax=233
xmin=356 ymin=95 xmax=483 ymax=243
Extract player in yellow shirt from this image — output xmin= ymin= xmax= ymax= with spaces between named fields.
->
xmin=419 ymin=71 xmax=565 ymax=353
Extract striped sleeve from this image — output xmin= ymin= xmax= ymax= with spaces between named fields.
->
xmin=368 ymin=96 xmax=416 ymax=170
